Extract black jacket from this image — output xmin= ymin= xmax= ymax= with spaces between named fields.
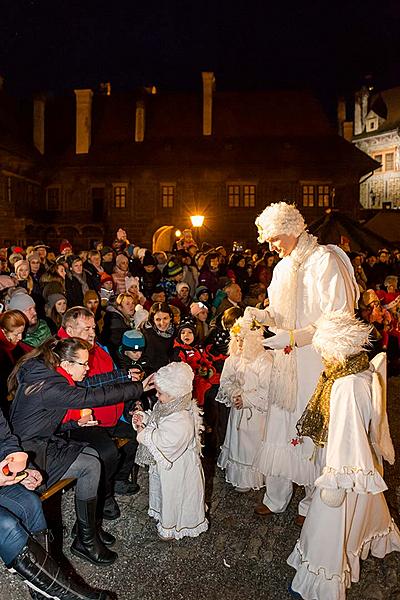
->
xmin=0 ymin=408 xmax=21 ymax=462
xmin=101 ymin=305 xmax=132 ymax=363
xmin=142 ymin=325 xmax=174 ymax=373
xmin=10 ymin=358 xmax=142 ymax=486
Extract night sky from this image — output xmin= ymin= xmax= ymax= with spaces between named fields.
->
xmin=1 ymin=0 xmax=400 ymax=112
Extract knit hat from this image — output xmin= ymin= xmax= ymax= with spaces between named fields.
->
xmin=190 ymin=301 xmax=208 ymax=317
xmin=9 ymin=253 xmax=24 ymax=266
xmin=59 ymin=239 xmax=72 ymax=254
xmin=12 ymin=246 xmax=25 ymax=255
xmin=195 ymin=286 xmax=209 ymax=298
xmin=8 ymin=292 xmax=35 ymax=312
xmin=177 ymin=316 xmax=196 ymax=336
xmin=100 ymin=272 xmax=113 ymax=285
xmin=67 ymin=254 xmax=81 ymax=268
xmin=121 ymin=329 xmax=145 ymax=352
xmin=213 ymin=329 xmax=231 ymax=353
xmin=255 ymin=202 xmax=306 ymax=243
xmin=101 ymin=246 xmax=114 ymax=257
xmin=47 ymin=293 xmax=67 ymax=309
xmin=154 ymin=362 xmax=194 ymax=398
xmin=176 ymin=282 xmax=190 ymax=294
xmin=167 ymin=260 xmax=183 ymax=278
xmin=116 ymin=254 xmax=129 ymax=268
xmin=33 ymin=240 xmax=49 ymax=250
xmin=27 ymin=252 xmax=40 ymax=263
xmin=42 ymin=282 xmax=64 ymax=301
xmin=0 ymin=275 xmax=16 ymax=291
xmin=83 ymin=290 xmax=99 ymax=305
xmin=142 ymin=253 xmax=157 ymax=267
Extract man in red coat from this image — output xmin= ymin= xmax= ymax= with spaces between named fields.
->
xmin=59 ymin=307 xmax=138 ymax=521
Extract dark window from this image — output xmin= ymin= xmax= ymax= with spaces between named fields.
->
xmin=161 ymin=185 xmax=175 ymax=208
xmin=92 ymin=187 xmax=105 ymax=221
xmin=46 ymin=187 xmax=60 ymax=210
xmin=374 ymin=154 xmax=383 ymax=172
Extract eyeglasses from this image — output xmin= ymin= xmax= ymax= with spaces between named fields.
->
xmin=70 ymin=360 xmax=89 ymax=367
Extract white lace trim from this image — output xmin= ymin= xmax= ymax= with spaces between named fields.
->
xmin=148 ymin=508 xmax=209 ymax=540
xmin=315 ymin=465 xmax=387 ymax=495
xmin=217 ymin=450 xmax=265 ymax=490
xmin=141 ymin=426 xmax=173 ymax=470
xmin=253 ymin=442 xmax=320 ymax=486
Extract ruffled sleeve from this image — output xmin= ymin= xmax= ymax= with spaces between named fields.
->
xmin=315 ymin=374 xmax=387 ymax=495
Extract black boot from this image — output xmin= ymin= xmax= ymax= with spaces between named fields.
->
xmin=71 ymin=521 xmax=116 ymax=546
xmin=71 ymin=498 xmax=118 ymax=566
xmin=32 ymin=528 xmax=52 ymax=552
xmin=102 ymin=496 xmax=120 ymax=521
xmin=8 ymin=535 xmax=113 ymax=600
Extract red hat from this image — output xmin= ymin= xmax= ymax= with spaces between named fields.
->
xmin=100 ymin=272 xmax=113 ymax=285
xmin=60 ymin=239 xmax=72 ymax=253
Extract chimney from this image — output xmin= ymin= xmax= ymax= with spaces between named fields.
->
xmin=354 ymin=86 xmax=369 ymax=136
xmin=135 ymin=99 xmax=145 ymax=142
xmin=74 ymin=89 xmax=93 ymax=154
xmin=337 ymin=97 xmax=346 ymax=136
xmin=202 ymin=71 xmax=215 ymax=136
xmin=33 ymin=95 xmax=46 ymax=155
xmin=342 ymin=121 xmax=353 ymax=142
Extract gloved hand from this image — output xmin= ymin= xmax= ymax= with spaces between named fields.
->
xmin=320 ymin=487 xmax=346 ymax=507
xmin=263 ymin=329 xmax=291 ymax=350
xmin=243 ymin=306 xmax=274 ymax=327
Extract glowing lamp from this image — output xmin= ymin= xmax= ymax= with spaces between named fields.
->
xmin=190 ymin=215 xmax=205 ymax=228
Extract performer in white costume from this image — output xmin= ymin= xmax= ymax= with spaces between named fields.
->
xmin=288 ymin=311 xmax=400 ymax=599
xmin=217 ymin=318 xmax=272 ymax=491
xmin=245 ymin=202 xmax=359 ymax=518
xmin=134 ymin=362 xmax=208 ymax=540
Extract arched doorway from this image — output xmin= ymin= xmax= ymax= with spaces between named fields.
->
xmin=152 ymin=225 xmax=175 ymax=252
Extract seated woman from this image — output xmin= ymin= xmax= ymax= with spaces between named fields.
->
xmin=0 ymin=407 xmax=112 ymax=600
xmin=9 ymin=337 xmax=149 ymax=567
xmin=0 ymin=310 xmax=31 ymax=417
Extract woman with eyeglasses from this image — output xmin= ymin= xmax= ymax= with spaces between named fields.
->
xmin=8 ymin=336 xmax=152 ymax=567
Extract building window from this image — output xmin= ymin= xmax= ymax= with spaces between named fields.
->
xmin=161 ymin=185 xmax=175 ymax=208
xmin=302 ymin=183 xmax=332 ymax=208
xmin=227 ymin=183 xmax=256 ymax=207
xmin=374 ymin=154 xmax=383 ymax=172
xmin=46 ymin=186 xmax=61 ymax=210
xmin=302 ymin=185 xmax=315 ymax=207
xmin=385 ymin=153 xmax=394 ymax=171
xmin=372 ymin=150 xmax=396 ymax=173
xmin=112 ymin=184 xmax=127 ymax=209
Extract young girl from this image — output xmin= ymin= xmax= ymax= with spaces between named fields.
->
xmin=134 ymin=362 xmax=208 ymax=541
xmin=217 ymin=317 xmax=272 ymax=492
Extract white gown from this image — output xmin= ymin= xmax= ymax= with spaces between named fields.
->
xmin=217 ymin=352 xmax=272 ymax=490
xmin=253 ymin=245 xmax=358 ymax=511
xmin=137 ymin=409 xmax=208 ymax=540
xmin=287 ymin=368 xmax=400 ymax=599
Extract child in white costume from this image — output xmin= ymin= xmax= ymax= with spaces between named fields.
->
xmin=134 ymin=362 xmax=208 ymax=541
xmin=288 ymin=311 xmax=400 ymax=599
xmin=217 ymin=318 xmax=272 ymax=491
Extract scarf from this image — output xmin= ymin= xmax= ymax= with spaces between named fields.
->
xmin=135 ymin=393 xmax=203 ymax=467
xmin=145 ymin=321 xmax=175 ymax=339
xmin=296 ymin=351 xmax=370 ymax=447
xmin=269 ymin=231 xmax=319 ymax=412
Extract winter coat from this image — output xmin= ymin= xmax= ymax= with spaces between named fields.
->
xmin=101 ymin=305 xmax=134 ymax=363
xmin=142 ymin=324 xmax=174 ymax=372
xmin=0 ymin=328 xmax=31 ymax=417
xmin=10 ymin=358 xmax=143 ymax=486
xmin=0 ymin=407 xmax=22 ymax=461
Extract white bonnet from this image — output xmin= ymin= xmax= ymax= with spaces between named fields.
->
xmin=313 ymin=310 xmax=372 ymax=362
xmin=255 ymin=202 xmax=305 ymax=243
xmin=154 ymin=362 xmax=194 ymax=398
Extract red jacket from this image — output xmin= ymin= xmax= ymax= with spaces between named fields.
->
xmin=172 ymin=340 xmax=217 ymax=407
xmin=59 ymin=327 xmax=124 ymax=427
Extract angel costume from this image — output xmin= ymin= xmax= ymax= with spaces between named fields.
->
xmin=136 ymin=362 xmax=208 ymax=540
xmin=247 ymin=203 xmax=359 ymax=515
xmin=217 ymin=321 xmax=272 ymax=490
xmin=288 ymin=313 xmax=400 ymax=599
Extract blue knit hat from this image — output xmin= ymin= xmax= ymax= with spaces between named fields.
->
xmin=121 ymin=330 xmax=145 ymax=351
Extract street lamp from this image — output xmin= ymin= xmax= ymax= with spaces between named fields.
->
xmin=190 ymin=215 xmax=205 ymax=247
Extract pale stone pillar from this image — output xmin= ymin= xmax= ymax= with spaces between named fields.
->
xmin=74 ymin=89 xmax=93 ymax=154
xmin=33 ymin=95 xmax=45 ymax=155
xmin=202 ymin=72 xmax=215 ymax=136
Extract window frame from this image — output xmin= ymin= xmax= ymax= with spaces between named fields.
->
xmin=226 ymin=182 xmax=257 ymax=208
xmin=160 ymin=183 xmax=176 ymax=209
xmin=301 ymin=181 xmax=333 ymax=208
xmin=112 ymin=183 xmax=128 ymax=209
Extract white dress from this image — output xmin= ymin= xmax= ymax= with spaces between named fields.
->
xmin=253 ymin=245 xmax=358 ymax=510
xmin=217 ymin=352 xmax=272 ymax=490
xmin=137 ymin=409 xmax=208 ymax=540
xmin=287 ymin=368 xmax=400 ymax=599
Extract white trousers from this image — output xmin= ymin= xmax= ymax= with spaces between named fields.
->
xmin=262 ymin=476 xmax=314 ymax=516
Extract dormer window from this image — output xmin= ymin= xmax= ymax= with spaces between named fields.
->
xmin=367 ymin=118 xmax=378 ymax=131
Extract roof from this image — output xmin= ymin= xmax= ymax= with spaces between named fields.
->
xmin=353 ymin=86 xmax=400 ymax=140
xmin=364 ymin=210 xmax=400 ymax=244
xmin=308 ymin=209 xmax=393 ymax=252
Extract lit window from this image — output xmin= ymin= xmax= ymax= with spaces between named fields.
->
xmin=302 ymin=185 xmax=314 ymax=207
xmin=227 ymin=183 xmax=256 ymax=207
xmin=317 ymin=185 xmax=330 ymax=207
xmin=385 ymin=153 xmax=394 ymax=171
xmin=161 ymin=185 xmax=175 ymax=208
xmin=374 ymin=154 xmax=383 ymax=172
xmin=46 ymin=187 xmax=60 ymax=210
xmin=113 ymin=185 xmax=127 ymax=208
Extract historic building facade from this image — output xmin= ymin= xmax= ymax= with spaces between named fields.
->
xmin=1 ymin=73 xmax=376 ymax=250
xmin=352 ymin=86 xmax=400 ymax=210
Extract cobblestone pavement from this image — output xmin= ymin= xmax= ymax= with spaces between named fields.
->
xmin=1 ymin=377 xmax=400 ymax=600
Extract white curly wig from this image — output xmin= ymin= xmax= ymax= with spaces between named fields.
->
xmin=255 ymin=202 xmax=306 ymax=243
xmin=313 ymin=310 xmax=372 ymax=362
xmin=154 ymin=362 xmax=194 ymax=398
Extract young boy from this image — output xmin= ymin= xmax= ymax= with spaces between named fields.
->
xmin=134 ymin=362 xmax=208 ymax=541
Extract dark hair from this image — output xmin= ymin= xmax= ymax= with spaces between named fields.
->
xmin=148 ymin=302 xmax=173 ymax=325
xmin=62 ymin=306 xmax=94 ymax=328
xmin=8 ymin=336 xmax=91 ymax=395
xmin=221 ymin=306 xmax=244 ymax=330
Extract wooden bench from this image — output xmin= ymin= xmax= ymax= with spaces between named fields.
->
xmin=40 ymin=438 xmax=131 ymax=502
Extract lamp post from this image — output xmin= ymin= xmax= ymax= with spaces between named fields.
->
xmin=190 ymin=215 xmax=205 ymax=248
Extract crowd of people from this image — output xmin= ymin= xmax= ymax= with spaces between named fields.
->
xmin=0 ymin=209 xmax=399 ymax=600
